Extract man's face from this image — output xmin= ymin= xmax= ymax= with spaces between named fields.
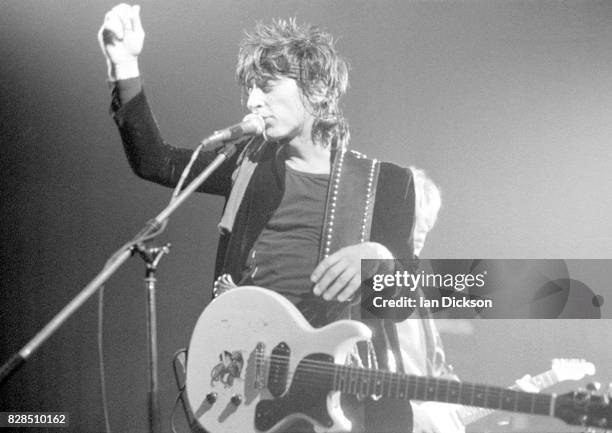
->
xmin=246 ymin=76 xmax=315 ymax=142
xmin=413 ymin=218 xmax=429 ymax=257
xmin=413 ymin=210 xmax=433 ymax=257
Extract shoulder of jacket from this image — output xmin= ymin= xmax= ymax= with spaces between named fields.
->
xmin=345 ymin=148 xmax=413 ymax=181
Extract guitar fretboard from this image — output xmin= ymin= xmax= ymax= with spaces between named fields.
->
xmin=458 ymin=369 xmax=558 ymax=424
xmin=332 ymin=364 xmax=553 ymax=417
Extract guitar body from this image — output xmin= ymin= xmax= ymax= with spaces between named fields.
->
xmin=186 ymin=287 xmax=610 ymax=432
xmin=186 ymin=286 xmax=372 ymax=433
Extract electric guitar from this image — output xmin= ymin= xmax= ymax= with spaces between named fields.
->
xmin=185 ymin=286 xmax=611 ymax=433
xmin=419 ymin=358 xmax=596 ymax=432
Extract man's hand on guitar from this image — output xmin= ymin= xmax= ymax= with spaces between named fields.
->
xmin=514 ymin=374 xmax=539 ymax=393
xmin=98 ymin=3 xmax=144 ymax=80
xmin=311 ymin=241 xmax=393 ymax=302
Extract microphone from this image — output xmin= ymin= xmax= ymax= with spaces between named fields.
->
xmin=201 ymin=113 xmax=265 ymax=147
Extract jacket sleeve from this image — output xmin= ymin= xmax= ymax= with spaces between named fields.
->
xmin=111 ymin=89 xmax=244 ymax=197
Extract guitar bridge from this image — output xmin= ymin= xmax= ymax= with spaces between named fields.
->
xmin=254 ymin=342 xmax=266 ymax=390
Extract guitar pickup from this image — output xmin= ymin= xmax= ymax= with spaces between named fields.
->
xmin=267 ymin=342 xmax=290 ymax=397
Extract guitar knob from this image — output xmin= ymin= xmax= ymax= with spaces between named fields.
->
xmin=231 ymin=394 xmax=243 ymax=406
xmin=206 ymin=392 xmax=217 ymax=404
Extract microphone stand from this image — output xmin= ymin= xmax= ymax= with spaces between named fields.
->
xmin=133 ymin=242 xmax=171 ymax=433
xmin=0 ymin=141 xmax=239 ymax=432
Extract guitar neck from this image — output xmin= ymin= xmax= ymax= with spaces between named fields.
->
xmin=333 ymin=365 xmax=554 ymax=418
xmin=457 ymin=368 xmax=558 ymax=425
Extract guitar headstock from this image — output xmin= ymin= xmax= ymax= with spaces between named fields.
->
xmin=552 ymin=358 xmax=596 ymax=381
xmin=554 ymin=390 xmax=612 ymax=429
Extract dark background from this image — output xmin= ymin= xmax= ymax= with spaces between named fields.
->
xmin=1 ymin=1 xmax=611 ymax=432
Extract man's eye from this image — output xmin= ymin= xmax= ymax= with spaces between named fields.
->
xmin=247 ymin=79 xmax=275 ymax=94
xmin=259 ymin=81 xmax=274 ymax=92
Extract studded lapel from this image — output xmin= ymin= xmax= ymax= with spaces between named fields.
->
xmin=318 ymin=148 xmax=381 ymax=261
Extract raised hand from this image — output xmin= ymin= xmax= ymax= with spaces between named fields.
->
xmin=97 ymin=3 xmax=144 ymax=80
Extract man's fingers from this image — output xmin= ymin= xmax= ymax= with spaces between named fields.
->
xmin=104 ymin=4 xmax=140 ymax=41
xmin=103 ymin=12 xmax=125 ymax=41
xmin=314 ymin=258 xmax=361 ymax=302
xmin=111 ymin=3 xmax=134 ymax=20
xmin=131 ymin=5 xmax=143 ymax=33
xmin=320 ymin=266 xmax=353 ymax=300
xmin=311 ymin=254 xmax=339 ymax=285
xmin=312 ymin=259 xmax=344 ymax=296
xmin=116 ymin=9 xmax=133 ymax=34
xmin=324 ymin=271 xmax=361 ymax=301
xmin=336 ymin=274 xmax=362 ymax=302
xmin=100 ymin=27 xmax=119 ymax=46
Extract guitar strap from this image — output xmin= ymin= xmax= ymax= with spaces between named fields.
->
xmin=316 ymin=148 xmax=404 ymax=374
xmin=311 ymin=147 xmax=381 ymax=330
xmin=317 ymin=147 xmax=380 ymax=262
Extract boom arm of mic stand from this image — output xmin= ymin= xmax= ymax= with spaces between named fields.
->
xmin=0 ymin=142 xmax=239 ymax=386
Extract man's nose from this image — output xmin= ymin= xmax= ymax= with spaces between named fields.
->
xmin=246 ymin=86 xmax=264 ymax=112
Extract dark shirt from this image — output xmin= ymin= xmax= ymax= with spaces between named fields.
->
xmin=242 ymin=164 xmax=329 ymax=303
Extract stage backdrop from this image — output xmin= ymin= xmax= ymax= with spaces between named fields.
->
xmin=1 ymin=1 xmax=611 ymax=432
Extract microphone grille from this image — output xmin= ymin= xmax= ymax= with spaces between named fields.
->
xmin=242 ymin=113 xmax=265 ymax=135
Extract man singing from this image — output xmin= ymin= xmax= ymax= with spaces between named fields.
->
xmin=99 ymin=4 xmax=440 ymax=432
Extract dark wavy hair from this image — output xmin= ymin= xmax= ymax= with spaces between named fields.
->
xmin=236 ymin=18 xmax=350 ymax=148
